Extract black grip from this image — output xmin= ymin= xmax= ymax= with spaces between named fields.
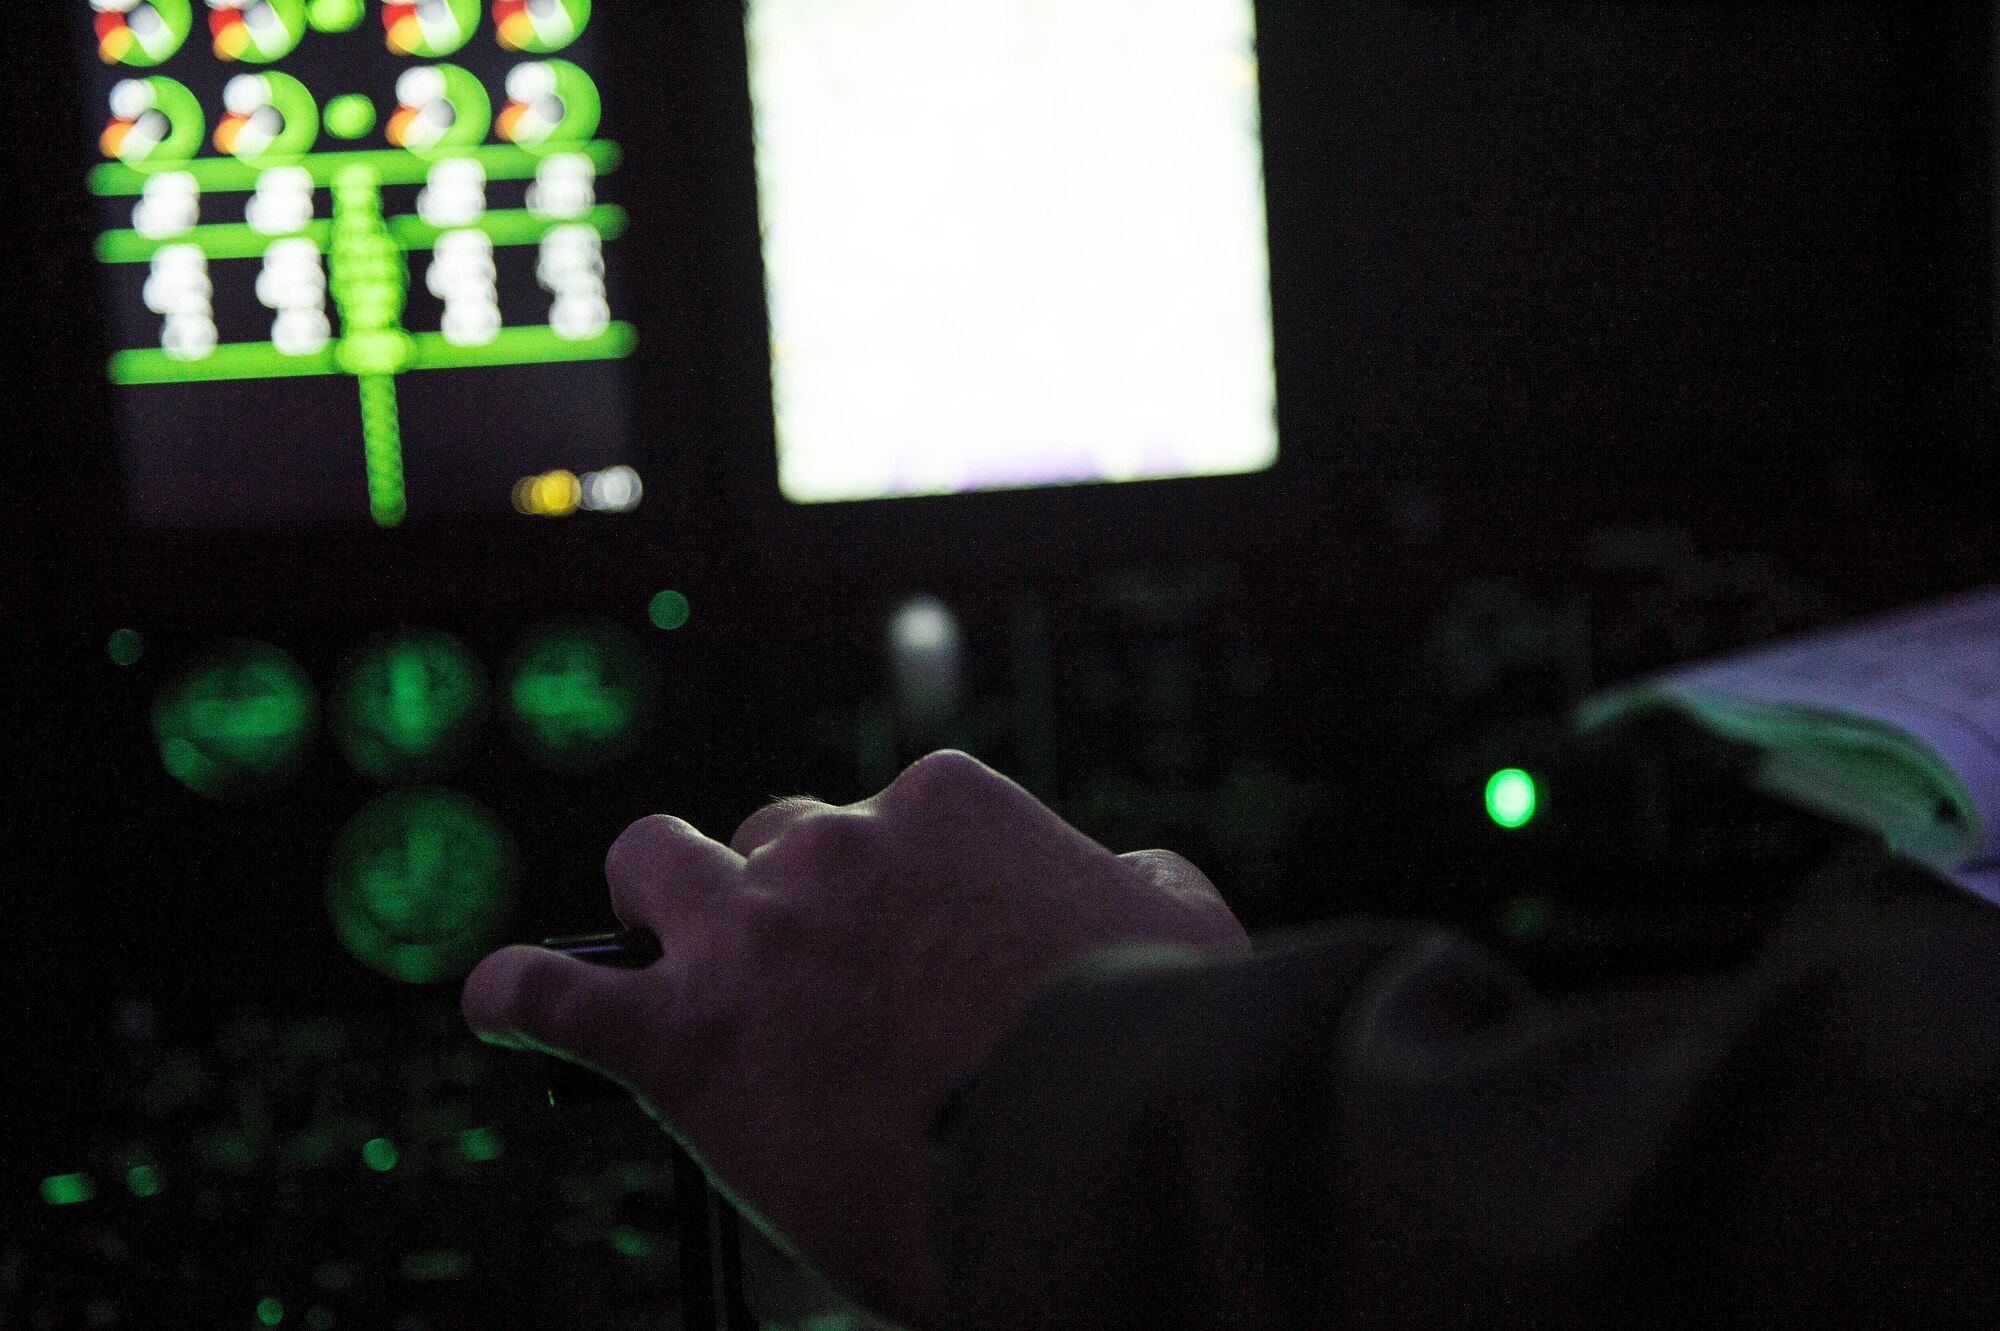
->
xmin=538 ymin=929 xmax=660 ymax=1107
xmin=533 ymin=927 xmax=751 ymax=1329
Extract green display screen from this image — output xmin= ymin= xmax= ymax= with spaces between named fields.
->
xmin=325 ymin=786 xmax=515 ymax=983
xmin=77 ymin=1 xmax=641 ymax=528
xmin=505 ymin=618 xmax=656 ymax=772
xmin=152 ymin=638 xmax=319 ymax=797
xmin=332 ymin=628 xmax=490 ymax=782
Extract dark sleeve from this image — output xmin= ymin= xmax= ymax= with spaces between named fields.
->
xmin=924 ymin=840 xmax=2000 ymax=1329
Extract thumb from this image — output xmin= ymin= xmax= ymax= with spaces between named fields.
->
xmin=1120 ymin=848 xmax=1252 ymax=953
xmin=461 ymin=943 xmax=648 ymax=1081
xmin=1121 ymin=846 xmax=1220 ymax=904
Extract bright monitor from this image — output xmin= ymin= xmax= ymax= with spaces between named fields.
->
xmin=746 ymin=0 xmax=1280 ymax=503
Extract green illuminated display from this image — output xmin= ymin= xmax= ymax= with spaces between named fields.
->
xmin=326 ymin=787 xmax=516 ymax=983
xmin=388 ymin=63 xmax=491 ymax=159
xmin=40 ymin=1173 xmax=96 ymax=1206
xmin=362 ymin=1136 xmax=399 ymax=1170
xmin=153 ymin=640 xmax=318 ymax=799
xmin=457 ymin=1126 xmax=503 ymax=1161
xmin=496 ymin=0 xmax=590 ymax=53
xmin=329 ymin=164 xmax=413 ymax=525
xmin=126 ymin=1164 xmax=163 ymax=1196
xmin=507 ymin=621 xmax=656 ymax=772
xmin=109 ymin=321 xmax=635 ymax=383
xmin=95 ymin=1 xmax=193 ymax=67
xmin=333 ymin=629 xmax=489 ymax=782
xmin=89 ymin=140 xmax=623 ymax=195
xmin=109 ymin=627 xmax=145 ymax=665
xmin=256 ymin=1296 xmax=284 ymax=1326
xmin=212 ymin=1 xmax=308 ymax=64
xmin=83 ymin=8 xmax=635 ymax=527
xmin=497 ymin=60 xmax=601 ymax=153
xmin=101 ymin=75 xmax=205 ymax=171
xmin=384 ymin=0 xmax=481 ymax=56
xmin=97 ymin=203 xmax=628 ymax=263
xmin=1485 ymin=768 xmax=1538 ymax=829
xmin=216 ymin=72 xmax=318 ymax=164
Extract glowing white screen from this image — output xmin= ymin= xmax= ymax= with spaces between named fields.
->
xmin=747 ymin=0 xmax=1279 ymax=502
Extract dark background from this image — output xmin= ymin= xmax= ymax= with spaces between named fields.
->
xmin=3 ymin=3 xmax=1996 ymax=1327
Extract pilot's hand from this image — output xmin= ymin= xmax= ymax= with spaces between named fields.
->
xmin=461 ymin=750 xmax=1250 ymax=1329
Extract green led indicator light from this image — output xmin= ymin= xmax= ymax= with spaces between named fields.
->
xmin=125 ymin=1165 xmax=162 ymax=1197
xmin=257 ymin=1296 xmax=285 ymax=1326
xmin=647 ymin=590 xmax=690 ymax=631
xmin=1485 ymin=768 xmax=1538 ymax=829
xmin=362 ymin=1137 xmax=399 ymax=1171
xmin=497 ymin=0 xmax=590 ymax=52
xmin=153 ymin=640 xmax=318 ymax=800
xmin=109 ymin=628 xmax=144 ymax=666
xmin=323 ymin=94 xmax=377 ymax=141
xmin=333 ymin=630 xmax=488 ymax=783
xmin=308 ymin=0 xmax=365 ymax=32
xmin=507 ymin=620 xmax=657 ymax=773
xmin=40 ymin=1172 xmax=95 ymax=1206
xmin=388 ymin=63 xmax=491 ymax=159
xmin=326 ymin=787 xmax=516 ymax=983
xmin=456 ymin=1126 xmax=503 ymax=1162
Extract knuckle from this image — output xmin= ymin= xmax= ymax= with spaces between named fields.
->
xmin=605 ymin=813 xmax=683 ymax=883
xmin=778 ymin=808 xmax=876 ymax=870
xmin=888 ymin=749 xmax=993 ymax=806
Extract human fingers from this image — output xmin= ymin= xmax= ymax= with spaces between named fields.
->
xmin=1121 ymin=848 xmax=1253 ymax=950
xmin=1119 ymin=847 xmax=1218 ymax=902
xmin=730 ymin=795 xmax=838 ymax=857
xmin=604 ymin=814 xmax=747 ymax=941
xmin=461 ymin=943 xmax=649 ymax=1077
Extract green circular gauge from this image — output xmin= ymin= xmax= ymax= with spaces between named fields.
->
xmin=497 ymin=59 xmax=601 ymax=154
xmin=216 ymin=72 xmax=319 ymax=163
xmin=383 ymin=0 xmax=480 ymax=57
xmin=102 ymin=76 xmax=205 ymax=172
xmin=387 ymin=63 xmax=492 ymax=159
xmin=95 ymin=0 xmax=193 ymax=67
xmin=325 ymin=788 xmax=515 ymax=983
xmin=495 ymin=0 xmax=589 ymax=53
xmin=506 ymin=620 xmax=656 ymax=773
xmin=152 ymin=640 xmax=318 ymax=800
xmin=333 ymin=629 xmax=490 ymax=783
xmin=210 ymin=0 xmax=307 ymax=63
